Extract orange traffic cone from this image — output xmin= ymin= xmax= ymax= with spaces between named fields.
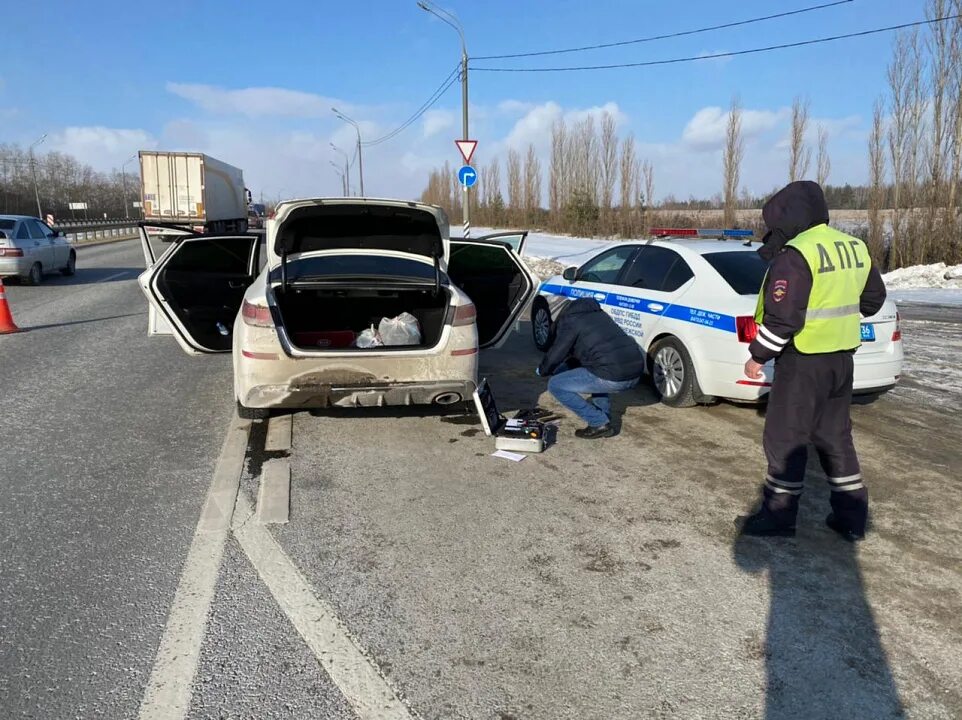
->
xmin=0 ymin=277 xmax=20 ymax=334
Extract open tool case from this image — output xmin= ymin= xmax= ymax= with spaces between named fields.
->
xmin=472 ymin=378 xmax=548 ymax=453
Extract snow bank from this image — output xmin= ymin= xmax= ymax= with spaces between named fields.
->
xmin=523 ymin=256 xmax=566 ymax=281
xmin=882 ymin=263 xmax=962 ymax=289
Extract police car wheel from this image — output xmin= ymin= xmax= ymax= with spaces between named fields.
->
xmin=649 ymin=337 xmax=700 ymax=408
xmin=531 ymin=300 xmax=553 ymax=351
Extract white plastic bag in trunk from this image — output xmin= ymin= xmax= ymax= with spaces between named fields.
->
xmin=378 ymin=313 xmax=422 ymax=346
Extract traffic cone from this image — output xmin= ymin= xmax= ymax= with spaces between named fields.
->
xmin=0 ymin=277 xmax=20 ymax=334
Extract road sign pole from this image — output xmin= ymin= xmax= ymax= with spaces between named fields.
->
xmin=461 ymin=51 xmax=470 ymax=237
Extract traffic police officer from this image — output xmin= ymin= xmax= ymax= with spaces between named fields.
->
xmin=739 ymin=181 xmax=887 ymax=541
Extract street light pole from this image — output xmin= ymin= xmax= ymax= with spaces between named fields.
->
xmin=29 ymin=134 xmax=47 ymax=219
xmin=332 ymin=108 xmax=365 ymax=196
xmin=330 ymin=162 xmax=347 ymax=196
xmin=121 ymin=154 xmax=137 ymax=220
xmin=417 ymin=1 xmax=470 ymax=236
xmin=331 ymin=143 xmax=352 ymax=196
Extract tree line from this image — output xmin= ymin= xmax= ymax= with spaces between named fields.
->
xmin=422 ymin=0 xmax=962 ymax=269
xmin=0 ymin=145 xmax=140 ymax=221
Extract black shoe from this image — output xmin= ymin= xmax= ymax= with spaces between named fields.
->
xmin=736 ymin=511 xmax=796 ymax=538
xmin=825 ymin=513 xmax=865 ymax=543
xmin=575 ymin=424 xmax=614 ymax=439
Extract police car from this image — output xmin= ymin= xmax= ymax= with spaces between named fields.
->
xmin=530 ymin=228 xmax=903 ymax=407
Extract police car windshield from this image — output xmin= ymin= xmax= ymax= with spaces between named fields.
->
xmin=703 ymin=251 xmax=768 ymax=295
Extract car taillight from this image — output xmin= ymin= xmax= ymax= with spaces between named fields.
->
xmin=0 ymin=248 xmax=24 ymax=257
xmin=452 ymin=303 xmax=476 ymax=327
xmin=892 ymin=312 xmax=902 ymax=342
xmin=241 ymin=300 xmax=273 ymax=327
xmin=736 ymin=316 xmax=758 ymax=343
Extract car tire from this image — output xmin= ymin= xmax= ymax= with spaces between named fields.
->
xmin=236 ymin=399 xmax=270 ymax=420
xmin=648 ymin=336 xmax=702 ymax=408
xmin=61 ymin=251 xmax=76 ymax=276
xmin=531 ymin=298 xmax=553 ymax=351
xmin=25 ymin=263 xmax=42 ymax=286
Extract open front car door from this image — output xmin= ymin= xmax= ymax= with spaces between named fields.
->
xmin=138 ymin=234 xmax=260 ymax=355
xmin=448 ymin=238 xmax=538 ymax=349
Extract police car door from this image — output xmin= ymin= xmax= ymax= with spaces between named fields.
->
xmin=614 ymin=246 xmax=695 ymax=349
xmin=566 ymin=245 xmax=644 ymax=338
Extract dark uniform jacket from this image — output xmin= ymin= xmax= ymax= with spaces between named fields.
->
xmin=538 ymin=298 xmax=646 ymax=381
xmin=749 ymin=181 xmax=887 ymax=364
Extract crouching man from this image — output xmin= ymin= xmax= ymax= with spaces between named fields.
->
xmin=537 ymin=297 xmax=645 ymax=439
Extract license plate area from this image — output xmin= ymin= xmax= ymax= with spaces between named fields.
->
xmin=860 ymin=323 xmax=876 ymax=341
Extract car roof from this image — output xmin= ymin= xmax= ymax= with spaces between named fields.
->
xmin=0 ymin=215 xmax=36 ymax=221
xmin=648 ymin=238 xmax=759 ymax=255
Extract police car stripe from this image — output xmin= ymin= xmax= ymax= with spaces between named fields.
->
xmin=540 ymin=283 xmax=738 ymax=333
xmin=758 ymin=325 xmax=789 ymax=346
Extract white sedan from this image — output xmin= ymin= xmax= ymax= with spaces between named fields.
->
xmin=530 ymin=229 xmax=903 ymax=407
xmin=137 ymin=199 xmax=537 ymax=418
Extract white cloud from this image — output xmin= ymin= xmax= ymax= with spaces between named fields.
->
xmin=166 ymin=82 xmax=349 ymax=119
xmin=47 ymin=127 xmax=157 ymax=169
xmin=422 ymin=109 xmax=455 ymax=138
xmin=682 ymin=106 xmax=786 ymax=151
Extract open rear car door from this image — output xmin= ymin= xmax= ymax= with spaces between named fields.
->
xmin=473 ymin=230 xmax=528 ymax=255
xmin=138 ymin=233 xmax=260 ymax=355
xmin=448 ymin=237 xmax=538 ymax=349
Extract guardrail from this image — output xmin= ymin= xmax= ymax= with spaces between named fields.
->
xmin=52 ymin=219 xmax=141 ymax=244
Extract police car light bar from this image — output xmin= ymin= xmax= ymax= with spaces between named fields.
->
xmin=650 ymin=228 xmax=754 ymax=238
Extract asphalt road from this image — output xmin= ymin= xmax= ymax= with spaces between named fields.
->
xmin=1 ymin=239 xmax=960 ymax=719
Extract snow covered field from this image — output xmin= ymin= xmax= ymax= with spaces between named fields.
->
xmin=474 ymin=225 xmax=962 ymax=307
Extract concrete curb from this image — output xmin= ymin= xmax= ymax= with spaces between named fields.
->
xmin=72 ymin=235 xmax=139 ymax=250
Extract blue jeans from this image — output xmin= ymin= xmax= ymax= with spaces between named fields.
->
xmin=547 ymin=366 xmax=639 ymax=428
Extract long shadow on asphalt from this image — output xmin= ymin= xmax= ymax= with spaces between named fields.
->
xmin=734 ymin=513 xmax=904 ymax=719
xmin=4 ymin=267 xmax=141 ymax=287
xmin=15 ymin=312 xmax=144 ymax=332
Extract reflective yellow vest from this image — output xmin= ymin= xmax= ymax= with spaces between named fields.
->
xmin=754 ymin=224 xmax=870 ymax=353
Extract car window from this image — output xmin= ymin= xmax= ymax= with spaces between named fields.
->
xmin=621 ymin=246 xmax=693 ymax=292
xmin=165 ymin=238 xmax=255 ymax=275
xmin=33 ymin=220 xmax=54 ymax=238
xmin=27 ymin=221 xmax=46 ymax=239
xmin=16 ymin=222 xmax=30 ymax=240
xmin=703 ymin=251 xmax=769 ymax=295
xmin=0 ymin=220 xmax=15 ymax=231
xmin=578 ymin=246 xmax=637 ymax=284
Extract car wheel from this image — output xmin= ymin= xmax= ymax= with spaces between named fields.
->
xmin=61 ymin=251 xmax=76 ymax=276
xmin=236 ymin=399 xmax=269 ymax=420
xmin=25 ymin=263 xmax=42 ymax=286
xmin=648 ymin=336 xmax=701 ymax=408
xmin=531 ymin=299 xmax=553 ymax=351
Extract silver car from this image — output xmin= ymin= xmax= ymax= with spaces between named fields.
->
xmin=0 ymin=215 xmax=77 ymax=284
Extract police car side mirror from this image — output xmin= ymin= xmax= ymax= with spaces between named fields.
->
xmin=562 ymin=266 xmax=578 ymax=282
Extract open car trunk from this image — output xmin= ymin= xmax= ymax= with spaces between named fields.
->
xmin=274 ymin=285 xmax=451 ymax=350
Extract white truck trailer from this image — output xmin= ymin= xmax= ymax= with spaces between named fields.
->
xmin=139 ymin=151 xmax=250 ymax=233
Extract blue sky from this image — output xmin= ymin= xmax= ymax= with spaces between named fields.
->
xmin=0 ymin=0 xmax=926 ymax=203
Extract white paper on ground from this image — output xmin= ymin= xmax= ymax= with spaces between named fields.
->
xmin=492 ymin=449 xmax=526 ymax=462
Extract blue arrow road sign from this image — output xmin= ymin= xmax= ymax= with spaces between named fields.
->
xmin=457 ymin=165 xmax=477 ymax=188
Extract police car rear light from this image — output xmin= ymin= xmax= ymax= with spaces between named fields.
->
xmin=650 ymin=228 xmax=754 ymax=238
xmin=892 ymin=312 xmax=902 ymax=341
xmin=736 ymin=316 xmax=759 ymax=343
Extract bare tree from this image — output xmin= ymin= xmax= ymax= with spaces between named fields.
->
xmin=618 ymin=134 xmax=637 ymax=237
xmin=888 ymin=32 xmax=912 ymax=267
xmin=816 ymin=125 xmax=831 ymax=187
xmin=523 ymin=144 xmax=542 ymax=224
xmin=549 ymin=119 xmax=568 ymax=218
xmin=789 ymin=96 xmax=812 ymax=182
xmin=506 ymin=148 xmax=523 ymax=223
xmin=723 ymin=96 xmax=744 ymax=227
xmin=641 ymin=160 xmax=655 ymax=233
xmin=599 ymin=112 xmax=619 ymax=233
xmin=868 ymin=99 xmax=887 ymax=268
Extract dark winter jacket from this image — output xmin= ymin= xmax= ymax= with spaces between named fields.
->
xmin=538 ymin=298 xmax=646 ymax=381
xmin=749 ymin=181 xmax=887 ymax=363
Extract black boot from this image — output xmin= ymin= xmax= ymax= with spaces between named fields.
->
xmin=825 ymin=513 xmax=865 ymax=542
xmin=736 ymin=510 xmax=796 ymax=538
xmin=575 ymin=424 xmax=614 ymax=439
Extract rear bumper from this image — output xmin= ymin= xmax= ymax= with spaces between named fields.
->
xmin=0 ymin=257 xmax=29 ymax=276
xmin=239 ymin=379 xmax=476 ymax=409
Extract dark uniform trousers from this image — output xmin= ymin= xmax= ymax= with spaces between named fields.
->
xmin=762 ymin=350 xmax=868 ymax=534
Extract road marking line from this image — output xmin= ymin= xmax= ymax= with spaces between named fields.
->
xmin=100 ymin=270 xmax=132 ymax=282
xmin=265 ymin=413 xmax=293 ymax=452
xmin=233 ymin=493 xmax=418 ymax=720
xmin=256 ymin=459 xmax=291 ymax=525
xmin=138 ymin=417 xmax=250 ymax=720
